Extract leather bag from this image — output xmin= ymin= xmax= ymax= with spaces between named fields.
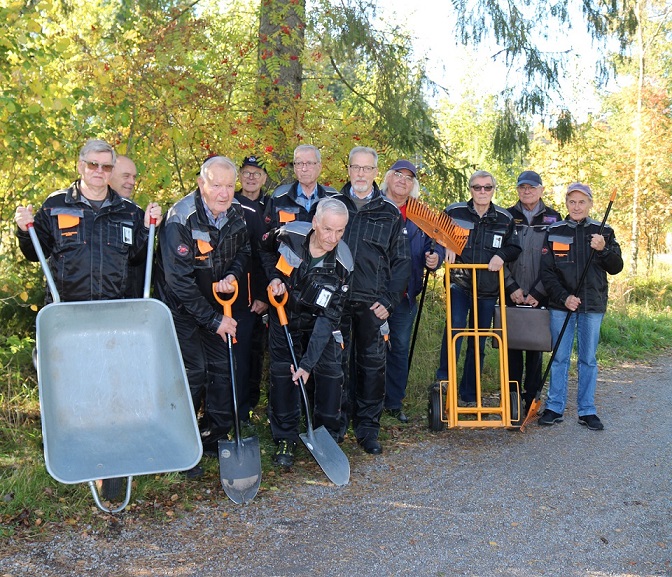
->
xmin=492 ymin=305 xmax=552 ymax=352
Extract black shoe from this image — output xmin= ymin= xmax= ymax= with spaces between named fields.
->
xmin=181 ymin=465 xmax=203 ymax=479
xmin=273 ymin=440 xmax=296 ymax=467
xmin=578 ymin=414 xmax=604 ymax=430
xmin=357 ymin=436 xmax=383 ymax=455
xmin=384 ymin=408 xmax=409 ymax=423
xmin=539 ymin=409 xmax=564 ymax=426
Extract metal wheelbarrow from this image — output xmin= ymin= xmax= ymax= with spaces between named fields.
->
xmin=28 ymin=220 xmax=202 ymax=513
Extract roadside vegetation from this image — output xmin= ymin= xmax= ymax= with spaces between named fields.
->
xmin=2 ymin=264 xmax=671 ymax=541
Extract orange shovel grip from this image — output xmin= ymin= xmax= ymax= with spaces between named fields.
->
xmin=267 ymin=285 xmax=289 ymax=326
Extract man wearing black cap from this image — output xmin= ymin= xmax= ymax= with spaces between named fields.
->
xmin=237 ymin=155 xmax=269 ymax=211
xmin=504 ymin=170 xmax=561 ymax=417
xmin=233 ymin=156 xmax=269 ymax=421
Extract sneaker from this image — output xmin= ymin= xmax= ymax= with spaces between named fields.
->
xmin=578 ymin=414 xmax=604 ymax=431
xmin=539 ymin=409 xmax=564 ymax=426
xmin=273 ymin=440 xmax=296 ymax=467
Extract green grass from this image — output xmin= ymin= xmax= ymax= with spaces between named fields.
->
xmin=1 ymin=269 xmax=672 ymax=539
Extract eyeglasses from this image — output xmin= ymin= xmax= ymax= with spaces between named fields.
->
xmin=242 ymin=171 xmax=264 ymax=179
xmin=349 ymin=165 xmax=376 ymax=174
xmin=471 ymin=184 xmax=494 ymax=192
xmin=293 ymin=161 xmax=319 ymax=169
xmin=393 ymin=171 xmax=414 ymax=183
xmin=517 ymin=185 xmax=540 ymax=192
xmin=83 ymin=160 xmax=114 ymax=173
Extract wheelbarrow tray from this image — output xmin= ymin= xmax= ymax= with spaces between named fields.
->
xmin=35 ymin=297 xmax=201 ymax=484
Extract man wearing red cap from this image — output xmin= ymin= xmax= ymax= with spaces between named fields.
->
xmin=539 ymin=182 xmax=623 ymax=430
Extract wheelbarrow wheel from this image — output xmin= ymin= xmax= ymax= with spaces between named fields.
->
xmin=428 ymin=383 xmax=446 ymax=432
xmin=101 ymin=477 xmax=123 ymax=501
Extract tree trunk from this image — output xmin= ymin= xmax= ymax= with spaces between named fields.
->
xmin=630 ymin=0 xmax=644 ymax=277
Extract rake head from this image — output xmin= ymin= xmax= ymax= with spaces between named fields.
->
xmin=406 ymin=197 xmax=469 ymax=255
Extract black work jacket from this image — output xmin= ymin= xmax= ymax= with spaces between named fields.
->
xmin=504 ymin=200 xmax=562 ymax=303
xmin=154 ymin=188 xmax=250 ymax=332
xmin=540 ymin=217 xmax=623 ymax=313
xmin=446 ymin=200 xmax=521 ymax=298
xmin=16 ymin=180 xmax=148 ymax=303
xmin=260 ymin=221 xmax=353 ymax=373
xmin=339 ymin=183 xmax=411 ymax=312
xmin=263 ymin=181 xmax=339 ymax=232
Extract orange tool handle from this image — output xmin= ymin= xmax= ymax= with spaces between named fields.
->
xmin=267 ymin=285 xmax=289 ymax=326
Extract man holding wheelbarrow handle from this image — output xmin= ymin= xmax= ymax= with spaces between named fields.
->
xmin=539 ymin=182 xmax=623 ymax=431
xmin=260 ymin=198 xmax=353 ymax=467
xmin=15 ymin=139 xmax=162 ymax=303
xmin=154 ymin=156 xmax=251 ymax=477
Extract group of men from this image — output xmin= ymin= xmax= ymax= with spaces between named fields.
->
xmin=15 ymin=139 xmax=622 ymax=481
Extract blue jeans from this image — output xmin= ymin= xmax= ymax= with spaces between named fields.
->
xmin=546 ymin=309 xmax=604 ymax=417
xmin=436 ymin=284 xmax=497 ymax=403
xmin=384 ymin=298 xmax=417 ymax=410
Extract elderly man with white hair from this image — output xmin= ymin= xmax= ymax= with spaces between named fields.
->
xmin=380 ymin=160 xmax=444 ymax=422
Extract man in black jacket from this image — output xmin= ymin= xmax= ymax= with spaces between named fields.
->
xmin=504 ymin=170 xmax=561 ymax=415
xmin=339 ymin=146 xmax=411 ymax=455
xmin=15 ymin=139 xmax=162 ymax=302
xmin=435 ymin=170 xmax=521 ymax=405
xmin=154 ymin=156 xmax=250 ymax=476
xmin=261 ymin=198 xmax=353 ymax=467
xmin=539 ymin=182 xmax=623 ymax=431
xmin=263 ymin=145 xmax=338 ymax=232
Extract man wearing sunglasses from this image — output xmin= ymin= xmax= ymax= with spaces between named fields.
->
xmin=435 ymin=170 xmax=521 ymax=406
xmin=15 ymin=139 xmax=162 ymax=303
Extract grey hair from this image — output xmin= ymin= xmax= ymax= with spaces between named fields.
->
xmin=294 ymin=144 xmax=321 ymax=163
xmin=79 ymin=139 xmax=116 ymax=164
xmin=469 ymin=170 xmax=497 ymax=188
xmin=200 ymin=156 xmax=238 ymax=180
xmin=348 ymin=146 xmax=378 ymax=167
xmin=314 ymin=197 xmax=349 ymax=223
xmin=380 ymin=170 xmax=420 ymax=199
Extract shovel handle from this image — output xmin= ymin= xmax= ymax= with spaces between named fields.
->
xmin=212 ymin=280 xmax=238 ymax=318
xmin=267 ymin=285 xmax=289 ymax=326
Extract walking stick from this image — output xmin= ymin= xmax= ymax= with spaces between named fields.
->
xmin=520 ymin=188 xmax=618 ymax=432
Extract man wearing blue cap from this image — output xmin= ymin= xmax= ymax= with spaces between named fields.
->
xmin=504 ymin=170 xmax=561 ymax=418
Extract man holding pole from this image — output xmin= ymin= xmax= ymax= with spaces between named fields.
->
xmin=539 ymin=183 xmax=623 ymax=430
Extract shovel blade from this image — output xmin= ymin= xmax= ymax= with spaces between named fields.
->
xmin=218 ymin=436 xmax=262 ymax=504
xmin=300 ymin=426 xmax=350 ymax=486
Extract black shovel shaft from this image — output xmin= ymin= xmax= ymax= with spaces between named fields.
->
xmin=408 ymin=242 xmax=436 ymax=367
xmin=534 ymin=190 xmax=617 ymax=401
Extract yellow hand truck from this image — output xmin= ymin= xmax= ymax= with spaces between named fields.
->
xmin=428 ymin=264 xmax=521 ymax=430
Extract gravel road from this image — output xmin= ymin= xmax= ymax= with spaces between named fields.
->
xmin=1 ymin=359 xmax=670 ymax=577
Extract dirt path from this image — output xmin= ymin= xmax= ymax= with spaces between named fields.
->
xmin=1 ymin=360 xmax=670 ymax=577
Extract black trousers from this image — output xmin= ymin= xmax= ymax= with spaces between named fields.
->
xmin=508 ymin=349 xmax=543 ymax=403
xmin=339 ymin=300 xmax=386 ymax=441
xmin=267 ymin=312 xmax=343 ymax=443
xmin=172 ymin=312 xmax=233 ymax=448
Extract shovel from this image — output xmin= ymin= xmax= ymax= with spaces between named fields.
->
xmin=267 ymin=287 xmax=350 ymax=487
xmin=212 ymin=281 xmax=261 ymax=504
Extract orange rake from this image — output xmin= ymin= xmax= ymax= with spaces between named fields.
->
xmin=406 ymin=197 xmax=469 ymax=255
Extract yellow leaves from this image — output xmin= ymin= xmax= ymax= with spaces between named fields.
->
xmin=26 ymin=19 xmax=42 ymax=34
xmin=53 ymin=37 xmax=70 ymax=54
xmin=30 ymin=305 xmax=38 ymax=312
xmin=19 ymin=291 xmax=29 ymax=302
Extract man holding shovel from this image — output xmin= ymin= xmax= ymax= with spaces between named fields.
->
xmin=154 ymin=156 xmax=250 ymax=477
xmin=260 ymin=198 xmax=353 ymax=467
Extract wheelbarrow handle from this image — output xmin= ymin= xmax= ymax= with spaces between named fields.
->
xmin=267 ymin=285 xmax=289 ymax=326
xmin=212 ymin=280 xmax=238 ymax=318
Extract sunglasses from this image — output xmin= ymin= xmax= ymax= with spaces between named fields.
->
xmin=83 ymin=160 xmax=114 ymax=173
xmin=471 ymin=185 xmax=494 ymax=192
